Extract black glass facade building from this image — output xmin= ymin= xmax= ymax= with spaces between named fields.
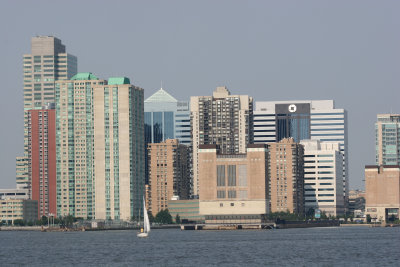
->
xmin=275 ymin=103 xmax=311 ymax=143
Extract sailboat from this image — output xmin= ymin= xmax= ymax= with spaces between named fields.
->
xmin=137 ymin=197 xmax=150 ymax=238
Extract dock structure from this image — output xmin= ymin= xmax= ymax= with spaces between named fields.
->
xmin=181 ymin=223 xmax=275 ymax=230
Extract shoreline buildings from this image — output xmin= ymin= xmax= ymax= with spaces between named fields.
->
xmin=56 ymin=73 xmax=106 ymax=219
xmin=146 ymin=139 xmax=191 ymax=215
xmin=56 ymin=73 xmax=144 ymax=220
xmin=191 ymin=87 xmax=253 ymax=197
xmin=269 ymin=138 xmax=304 ymax=214
xmin=365 ymin=165 xmax=400 ymax=222
xmin=254 ymin=100 xmax=348 ymax=207
xmin=93 ymin=77 xmax=144 ymax=221
xmin=28 ymin=104 xmax=57 ymax=218
xmin=198 ymin=144 xmax=269 ymax=224
xmin=300 ymin=140 xmax=344 ymax=216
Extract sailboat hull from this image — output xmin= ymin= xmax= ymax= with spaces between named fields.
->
xmin=137 ymin=232 xmax=148 ymax=238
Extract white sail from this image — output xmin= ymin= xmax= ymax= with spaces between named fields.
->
xmin=143 ymin=197 xmax=151 ymax=233
xmin=138 ymin=197 xmax=150 ymax=237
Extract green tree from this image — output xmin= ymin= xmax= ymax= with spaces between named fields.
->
xmin=41 ymin=216 xmax=48 ymax=226
xmin=366 ymin=214 xmax=372 ymax=223
xmin=13 ymin=219 xmax=25 ymax=226
xmin=65 ymin=215 xmax=74 ymax=227
xmin=306 ymin=208 xmax=315 ymax=219
xmin=175 ymin=214 xmax=181 ymax=224
xmin=155 ymin=209 xmax=173 ymax=224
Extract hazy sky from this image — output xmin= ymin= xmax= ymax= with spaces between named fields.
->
xmin=0 ymin=0 xmax=399 ymax=189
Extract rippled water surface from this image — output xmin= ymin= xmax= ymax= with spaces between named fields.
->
xmin=1 ymin=226 xmax=399 ymax=266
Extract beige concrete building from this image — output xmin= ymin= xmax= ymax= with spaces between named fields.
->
xmin=300 ymin=140 xmax=344 ymax=216
xmin=93 ymin=77 xmax=144 ymax=221
xmin=56 ymin=73 xmax=106 ymax=219
xmin=269 ymin=138 xmax=304 ymax=214
xmin=22 ymin=36 xmax=77 ymax=156
xmin=365 ymin=165 xmax=400 ymax=222
xmin=0 ymin=198 xmax=38 ymax=225
xmin=198 ymin=144 xmax=269 ymax=221
xmin=146 ymin=139 xmax=191 ymax=215
xmin=191 ymin=87 xmax=253 ymax=197
xmin=23 ymin=36 xmax=77 ymax=110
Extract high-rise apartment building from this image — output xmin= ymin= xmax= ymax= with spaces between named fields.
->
xmin=56 ymin=74 xmax=144 ymax=221
xmin=28 ymin=104 xmax=56 ymax=218
xmin=300 ymin=140 xmax=344 ymax=216
xmin=375 ymin=114 xmax=400 ymax=165
xmin=198 ymin=144 xmax=269 ymax=224
xmin=55 ymin=73 xmax=106 ymax=219
xmin=268 ymin=138 xmax=304 ymax=214
xmin=93 ymin=77 xmax=144 ymax=221
xmin=191 ymin=87 xmax=253 ymax=197
xmin=254 ymin=100 xmax=348 ymax=205
xmin=144 ymin=88 xmax=191 ymax=184
xmin=23 ymin=36 xmax=77 ymax=154
xmin=146 ymin=139 xmax=191 ymax=215
xmin=16 ymin=157 xmax=30 ymax=193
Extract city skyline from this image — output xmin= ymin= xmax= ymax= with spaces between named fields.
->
xmin=1 ymin=1 xmax=400 ymax=189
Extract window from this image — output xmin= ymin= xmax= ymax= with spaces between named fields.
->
xmin=217 ymin=190 xmax=225 ymax=199
xmin=228 ymin=190 xmax=236 ymax=198
xmin=217 ymin=165 xmax=225 ymax=186
xmin=227 ymin=165 xmax=236 ymax=186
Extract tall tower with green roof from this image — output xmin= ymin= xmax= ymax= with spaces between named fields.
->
xmin=55 ymin=73 xmax=105 ymax=218
xmin=55 ymin=74 xmax=144 ymax=221
xmin=93 ymin=77 xmax=144 ymax=221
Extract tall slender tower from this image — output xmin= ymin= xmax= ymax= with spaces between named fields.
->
xmin=28 ymin=104 xmax=57 ymax=218
xmin=190 ymin=87 xmax=253 ymax=197
xmin=93 ymin=77 xmax=144 ymax=221
xmin=55 ymin=73 xmax=105 ymax=219
xmin=20 ymin=36 xmax=77 ymax=199
xmin=23 ymin=36 xmax=77 ymax=153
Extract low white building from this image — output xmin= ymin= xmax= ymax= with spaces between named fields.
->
xmin=300 ymin=140 xmax=345 ymax=216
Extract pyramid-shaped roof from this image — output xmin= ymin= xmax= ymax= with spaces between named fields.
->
xmin=145 ymin=88 xmax=178 ymax=103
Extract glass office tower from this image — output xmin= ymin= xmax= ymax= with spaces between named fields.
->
xmin=144 ymin=88 xmax=191 ymax=184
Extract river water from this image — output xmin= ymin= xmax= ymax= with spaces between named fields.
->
xmin=0 ymin=226 xmax=399 ymax=266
